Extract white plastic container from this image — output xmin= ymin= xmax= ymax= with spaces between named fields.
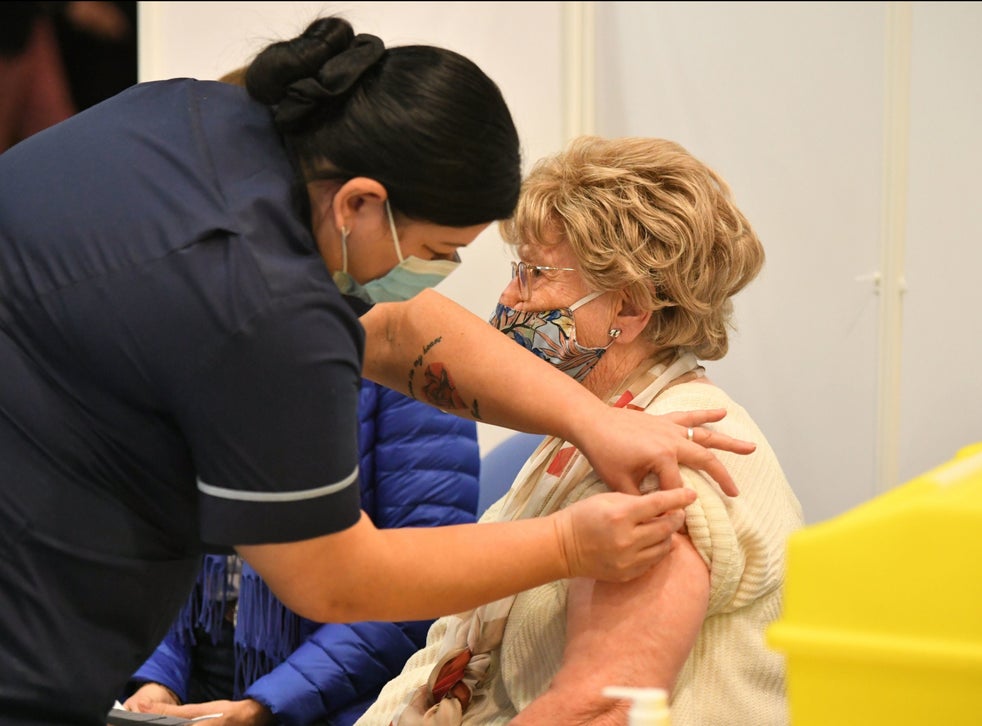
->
xmin=603 ymin=686 xmax=671 ymax=726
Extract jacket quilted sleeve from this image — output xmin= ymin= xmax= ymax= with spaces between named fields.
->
xmin=126 ymin=622 xmax=193 ymax=704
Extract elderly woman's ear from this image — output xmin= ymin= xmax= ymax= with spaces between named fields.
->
xmin=609 ymin=293 xmax=652 ymax=345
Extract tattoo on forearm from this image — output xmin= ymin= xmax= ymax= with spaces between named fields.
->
xmin=408 ymin=355 xmax=422 ymax=399
xmin=406 ymin=336 xmax=482 ymax=418
xmin=422 ymin=363 xmax=467 ymax=410
xmin=422 ymin=338 xmax=440 ymax=355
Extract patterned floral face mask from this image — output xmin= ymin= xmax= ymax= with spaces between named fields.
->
xmin=488 ymin=290 xmax=618 ymax=383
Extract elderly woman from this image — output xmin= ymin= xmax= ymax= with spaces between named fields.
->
xmin=356 ymin=136 xmax=805 ymax=726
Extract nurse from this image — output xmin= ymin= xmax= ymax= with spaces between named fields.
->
xmin=0 ymin=15 xmax=753 ymax=723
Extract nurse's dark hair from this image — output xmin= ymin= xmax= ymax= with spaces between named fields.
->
xmin=244 ymin=15 xmax=521 ymax=227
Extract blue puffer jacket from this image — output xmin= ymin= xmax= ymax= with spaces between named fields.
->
xmin=129 ymin=380 xmax=480 ymax=725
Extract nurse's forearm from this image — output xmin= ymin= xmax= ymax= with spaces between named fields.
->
xmin=360 ymin=289 xmax=752 ymax=498
xmin=239 ymin=512 xmax=571 ymax=622
xmin=238 ymin=490 xmax=693 ymax=623
xmin=360 ymin=289 xmax=599 ymax=443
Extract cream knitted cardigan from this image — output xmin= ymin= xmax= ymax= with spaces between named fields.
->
xmin=358 ymin=381 xmax=804 ymax=726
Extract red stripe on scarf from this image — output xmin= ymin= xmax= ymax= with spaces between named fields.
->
xmin=547 ymin=446 xmax=576 ymax=476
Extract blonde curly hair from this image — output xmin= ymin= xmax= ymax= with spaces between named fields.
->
xmin=500 ymin=136 xmax=764 ymax=360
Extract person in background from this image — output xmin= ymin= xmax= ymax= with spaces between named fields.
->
xmin=0 ymin=1 xmax=75 ymax=152
xmin=0 ymin=14 xmax=755 ymax=721
xmin=122 ymin=379 xmax=481 ymax=726
xmin=0 ymin=2 xmax=137 ymax=154
xmin=358 ymin=136 xmax=805 ymax=726
xmin=50 ymin=1 xmax=138 ymax=112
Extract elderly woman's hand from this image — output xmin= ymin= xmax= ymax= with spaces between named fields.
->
xmin=122 ymin=682 xmax=180 ymax=711
xmin=578 ymin=407 xmax=755 ymax=497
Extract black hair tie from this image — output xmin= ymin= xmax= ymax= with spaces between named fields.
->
xmin=274 ymin=33 xmax=385 ymax=127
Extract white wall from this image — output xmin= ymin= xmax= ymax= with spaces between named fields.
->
xmin=139 ymin=1 xmax=982 ymax=524
xmin=901 ymin=2 xmax=982 ymax=487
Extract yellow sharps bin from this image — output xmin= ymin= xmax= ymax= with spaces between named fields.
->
xmin=767 ymin=442 xmax=982 ymax=725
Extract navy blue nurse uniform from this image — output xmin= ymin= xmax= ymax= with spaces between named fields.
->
xmin=0 ymin=79 xmax=365 ymax=723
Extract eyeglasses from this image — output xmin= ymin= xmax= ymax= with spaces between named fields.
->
xmin=510 ymin=261 xmax=576 ymax=301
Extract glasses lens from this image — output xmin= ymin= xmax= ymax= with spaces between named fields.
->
xmin=511 ymin=261 xmax=529 ymax=300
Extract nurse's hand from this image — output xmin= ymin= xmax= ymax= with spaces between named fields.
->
xmin=576 ymin=407 xmax=755 ymax=497
xmin=554 ymin=487 xmax=697 ymax=582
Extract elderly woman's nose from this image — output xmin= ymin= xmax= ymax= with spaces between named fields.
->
xmin=499 ymin=273 xmax=523 ymax=306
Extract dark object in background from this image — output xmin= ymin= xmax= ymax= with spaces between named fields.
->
xmin=52 ymin=1 xmax=138 ymax=110
xmin=0 ymin=2 xmax=76 ymax=151
xmin=106 ymin=707 xmax=217 ymax=724
xmin=0 ymin=2 xmax=47 ymax=58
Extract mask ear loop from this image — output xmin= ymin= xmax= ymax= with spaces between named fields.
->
xmin=568 ymin=290 xmax=605 ymax=312
xmin=569 ymin=291 xmax=621 ymax=342
xmin=340 ymin=226 xmax=350 ymax=273
xmin=385 ymin=199 xmax=405 ymax=263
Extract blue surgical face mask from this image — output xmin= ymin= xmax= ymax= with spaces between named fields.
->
xmin=489 ymin=291 xmax=619 ymax=382
xmin=332 ymin=200 xmax=461 ymax=303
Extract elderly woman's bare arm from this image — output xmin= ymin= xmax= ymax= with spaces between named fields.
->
xmin=511 ymin=532 xmax=710 ymax=725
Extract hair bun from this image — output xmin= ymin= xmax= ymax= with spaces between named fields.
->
xmin=274 ymin=33 xmax=385 ymax=127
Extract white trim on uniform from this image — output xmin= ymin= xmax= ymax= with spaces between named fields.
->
xmin=197 ymin=466 xmax=359 ymax=502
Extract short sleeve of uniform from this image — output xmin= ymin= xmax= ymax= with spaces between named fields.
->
xmin=155 ymin=81 xmax=366 ymax=547
xmin=178 ymin=290 xmax=364 ymax=547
